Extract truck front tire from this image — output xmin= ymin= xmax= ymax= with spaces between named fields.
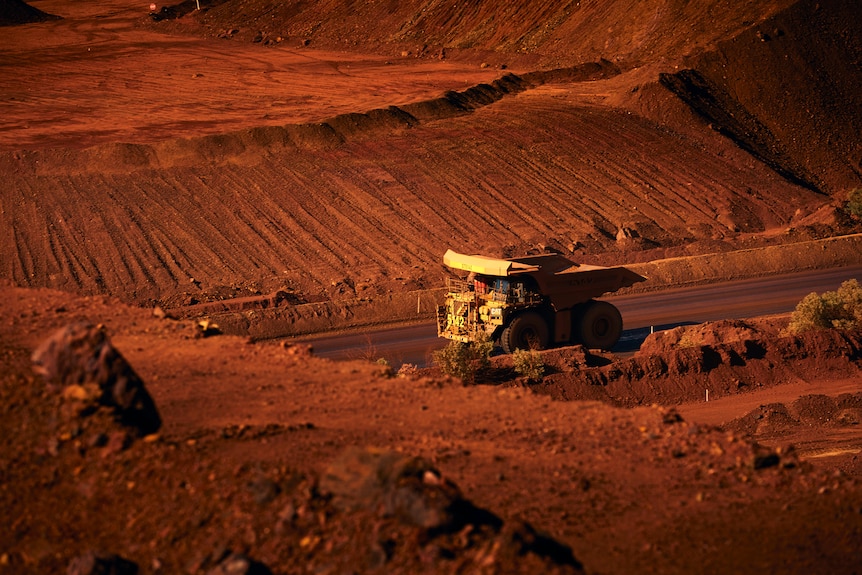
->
xmin=577 ymin=300 xmax=622 ymax=350
xmin=500 ymin=312 xmax=549 ymax=354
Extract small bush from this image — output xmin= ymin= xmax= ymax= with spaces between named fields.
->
xmin=512 ymin=348 xmax=545 ymax=382
xmin=846 ymin=188 xmax=862 ymax=218
xmin=788 ymin=279 xmax=862 ymax=333
xmin=837 ymin=278 xmax=862 ymax=327
xmin=432 ymin=333 xmax=493 ymax=384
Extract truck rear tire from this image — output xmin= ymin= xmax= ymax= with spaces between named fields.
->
xmin=577 ymin=300 xmax=622 ymax=350
xmin=500 ymin=311 xmax=549 ymax=354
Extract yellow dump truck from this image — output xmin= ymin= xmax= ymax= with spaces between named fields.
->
xmin=437 ymin=249 xmax=646 ymax=353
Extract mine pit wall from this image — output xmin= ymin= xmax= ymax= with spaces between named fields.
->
xmin=631 ymin=0 xmax=862 ymax=198
xmin=206 ymin=234 xmax=862 ymax=340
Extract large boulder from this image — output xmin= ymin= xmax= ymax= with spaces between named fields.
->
xmin=31 ymin=323 xmax=162 ymax=436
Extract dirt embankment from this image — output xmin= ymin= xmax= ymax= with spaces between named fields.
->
xmin=5 ymin=87 xmax=841 ymax=309
xmin=190 ymin=0 xmax=794 ymax=68
xmin=534 ymin=318 xmax=862 ymax=407
xmin=0 ymin=61 xmax=622 ymax=174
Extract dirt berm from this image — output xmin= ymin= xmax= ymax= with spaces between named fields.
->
xmin=172 ymin=234 xmax=862 ymax=340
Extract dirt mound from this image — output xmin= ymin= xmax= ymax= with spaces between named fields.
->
xmin=728 ymin=393 xmax=862 ymax=435
xmin=0 ymin=0 xmax=59 ymax=26
xmin=724 ymin=392 xmax=862 ymax=476
xmin=534 ymin=319 xmax=862 ymax=407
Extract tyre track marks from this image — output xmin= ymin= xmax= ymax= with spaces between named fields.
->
xmin=2 ymin=93 xmax=824 ymax=304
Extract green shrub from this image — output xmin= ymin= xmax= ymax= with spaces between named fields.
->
xmin=846 ymin=188 xmax=862 ymax=218
xmin=836 ymin=278 xmax=862 ymax=327
xmin=512 ymin=348 xmax=545 ymax=382
xmin=432 ymin=333 xmax=493 ymax=384
xmin=788 ymin=279 xmax=862 ymax=333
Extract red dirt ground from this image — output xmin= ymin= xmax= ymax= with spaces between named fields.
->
xmin=1 ymin=0 xmax=861 ymax=573
xmin=2 ymin=287 xmax=861 ymax=574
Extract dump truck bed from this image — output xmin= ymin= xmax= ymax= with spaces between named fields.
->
xmin=443 ymin=249 xmax=646 ymax=309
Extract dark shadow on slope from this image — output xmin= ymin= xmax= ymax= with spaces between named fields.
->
xmin=656 ymin=0 xmax=862 ymax=196
xmin=0 ymin=0 xmax=60 ymax=26
xmin=659 ymin=69 xmax=823 ymax=193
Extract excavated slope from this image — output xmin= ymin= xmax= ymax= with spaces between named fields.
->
xmin=1 ymin=71 xmax=819 ymax=305
xmin=194 ymin=0 xmax=861 ymax=196
xmin=658 ymin=0 xmax=862 ymax=194
xmin=196 ymin=0 xmax=794 ymax=66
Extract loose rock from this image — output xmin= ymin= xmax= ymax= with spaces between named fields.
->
xmin=31 ymin=323 xmax=162 ymax=436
